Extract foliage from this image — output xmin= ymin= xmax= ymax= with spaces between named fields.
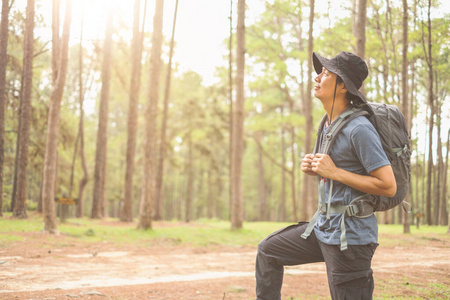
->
xmin=0 ymin=0 xmax=448 ymax=227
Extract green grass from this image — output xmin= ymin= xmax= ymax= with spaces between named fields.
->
xmin=285 ymin=280 xmax=450 ymax=300
xmin=0 ymin=212 xmax=293 ymax=248
xmin=375 ymin=279 xmax=450 ymax=299
xmin=378 ymin=224 xmax=449 ymax=247
xmin=1 ymin=213 xmax=448 ymax=249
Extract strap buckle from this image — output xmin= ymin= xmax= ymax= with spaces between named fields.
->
xmin=345 ymin=204 xmax=359 ymax=217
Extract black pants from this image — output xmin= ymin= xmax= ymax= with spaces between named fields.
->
xmin=255 ymin=222 xmax=378 ymax=300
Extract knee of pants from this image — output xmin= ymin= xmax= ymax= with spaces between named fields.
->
xmin=332 ymin=269 xmax=373 ymax=288
xmin=257 ymin=239 xmax=269 ymax=256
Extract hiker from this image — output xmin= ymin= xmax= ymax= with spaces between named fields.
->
xmin=255 ymin=51 xmax=397 ymax=300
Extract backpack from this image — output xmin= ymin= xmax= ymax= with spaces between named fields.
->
xmin=315 ymin=102 xmax=411 ymax=212
xmin=301 ymin=102 xmax=411 ymax=250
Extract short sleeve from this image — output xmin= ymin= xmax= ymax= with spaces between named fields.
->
xmin=349 ymin=122 xmax=390 ymax=174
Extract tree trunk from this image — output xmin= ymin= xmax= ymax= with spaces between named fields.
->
xmin=91 ymin=9 xmax=113 ymax=219
xmin=255 ymin=133 xmax=267 ymax=221
xmin=76 ymin=7 xmax=88 ymax=219
xmin=0 ymin=0 xmax=11 ymax=217
xmin=207 ymin=156 xmax=213 ymax=219
xmin=434 ymin=103 xmax=442 ymax=225
xmin=300 ymin=0 xmax=315 ymax=221
xmin=231 ymin=0 xmax=245 ymax=230
xmin=422 ymin=108 xmax=427 ymax=224
xmin=297 ymin=7 xmax=305 ymax=222
xmin=13 ymin=0 xmax=35 ymax=219
xmin=228 ymin=0 xmax=233 ymax=220
xmin=185 ymin=128 xmax=193 ymax=223
xmin=281 ymin=89 xmax=298 ymax=222
xmin=121 ymin=0 xmax=146 ymax=222
xmin=425 ymin=0 xmax=433 ymax=226
xmin=401 ymin=0 xmax=410 ymax=233
xmin=351 ymin=0 xmax=357 ymax=36
xmin=10 ymin=124 xmax=19 ymax=212
xmin=354 ymin=0 xmax=366 ymax=93
xmin=279 ymin=122 xmax=286 ymax=222
xmin=138 ymin=0 xmax=164 ymax=230
xmin=439 ymin=128 xmax=449 ymax=225
xmin=154 ymin=0 xmax=178 ymax=221
xmin=41 ymin=0 xmax=72 ymax=233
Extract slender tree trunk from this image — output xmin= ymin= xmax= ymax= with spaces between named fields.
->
xmin=37 ymin=168 xmax=43 ymax=213
xmin=281 ymin=89 xmax=298 ymax=222
xmin=354 ymin=0 xmax=367 ymax=93
xmin=185 ymin=127 xmax=193 ymax=223
xmin=297 ymin=8 xmax=306 ymax=222
xmin=425 ymin=0 xmax=433 ymax=226
xmin=434 ymin=103 xmax=442 ymax=225
xmin=401 ymin=0 xmax=410 ymax=233
xmin=91 ymin=8 xmax=113 ymax=219
xmin=64 ymin=130 xmax=79 ymax=222
xmin=282 ymin=90 xmax=298 ymax=222
xmin=422 ymin=109 xmax=427 ymax=224
xmin=207 ymin=156 xmax=213 ymax=219
xmin=300 ymin=0 xmax=314 ymax=221
xmin=13 ymin=0 xmax=34 ymax=219
xmin=76 ymin=3 xmax=88 ymax=219
xmin=121 ymin=0 xmax=146 ymax=222
xmin=138 ymin=0 xmax=164 ymax=230
xmin=411 ymin=61 xmax=417 ymax=225
xmin=231 ymin=0 xmax=245 ymax=230
xmin=351 ymin=0 xmax=357 ymax=36
xmin=279 ymin=122 xmax=286 ymax=222
xmin=11 ymin=125 xmax=20 ymax=212
xmin=228 ymin=0 xmax=233 ymax=218
xmin=0 ymin=0 xmax=11 ymax=217
xmin=41 ymin=0 xmax=72 ymax=233
xmin=439 ymin=128 xmax=449 ymax=225
xmin=255 ymin=133 xmax=267 ymax=221
xmin=155 ymin=0 xmax=178 ymax=221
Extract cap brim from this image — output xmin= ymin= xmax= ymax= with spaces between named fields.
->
xmin=313 ymin=52 xmax=338 ymax=74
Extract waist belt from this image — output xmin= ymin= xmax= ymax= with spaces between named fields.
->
xmin=301 ymin=178 xmax=375 ymax=251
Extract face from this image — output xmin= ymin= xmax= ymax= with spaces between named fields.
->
xmin=314 ymin=67 xmax=344 ymax=101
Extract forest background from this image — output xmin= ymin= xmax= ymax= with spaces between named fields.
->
xmin=0 ymin=0 xmax=449 ymax=233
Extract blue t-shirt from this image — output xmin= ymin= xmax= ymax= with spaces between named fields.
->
xmin=313 ymin=115 xmax=390 ymax=245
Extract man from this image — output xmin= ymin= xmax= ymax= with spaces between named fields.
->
xmin=255 ymin=51 xmax=396 ymax=300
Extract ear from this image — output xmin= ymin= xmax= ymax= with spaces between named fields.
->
xmin=339 ymin=84 xmax=347 ymax=94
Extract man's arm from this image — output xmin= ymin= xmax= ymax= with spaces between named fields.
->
xmin=311 ymin=153 xmax=397 ymax=197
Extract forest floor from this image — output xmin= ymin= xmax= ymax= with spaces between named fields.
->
xmin=0 ymin=219 xmax=449 ymax=300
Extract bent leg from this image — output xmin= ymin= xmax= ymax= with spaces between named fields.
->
xmin=255 ymin=222 xmax=325 ymax=300
xmin=319 ymin=242 xmax=378 ymax=300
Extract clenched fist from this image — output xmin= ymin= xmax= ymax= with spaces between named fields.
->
xmin=301 ymin=154 xmax=316 ymax=176
xmin=301 ymin=153 xmax=338 ymax=179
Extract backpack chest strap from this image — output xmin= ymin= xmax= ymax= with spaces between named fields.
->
xmin=301 ymin=194 xmax=375 ymax=251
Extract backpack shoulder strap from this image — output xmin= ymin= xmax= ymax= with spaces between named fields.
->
xmin=319 ymin=108 xmax=369 ymax=154
xmin=313 ymin=114 xmax=328 ymax=155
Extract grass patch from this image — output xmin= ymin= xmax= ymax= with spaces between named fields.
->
xmin=0 ymin=213 xmax=448 ymax=250
xmin=378 ymin=224 xmax=449 ymax=247
xmin=375 ymin=278 xmax=450 ymax=299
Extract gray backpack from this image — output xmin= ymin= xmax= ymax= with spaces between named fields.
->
xmin=301 ymin=103 xmax=411 ymax=250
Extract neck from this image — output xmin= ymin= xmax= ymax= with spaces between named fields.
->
xmin=323 ymin=96 xmax=350 ymax=124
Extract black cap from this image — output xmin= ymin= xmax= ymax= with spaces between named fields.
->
xmin=313 ymin=51 xmax=368 ymax=103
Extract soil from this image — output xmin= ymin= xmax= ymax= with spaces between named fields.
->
xmin=0 ymin=221 xmax=449 ymax=300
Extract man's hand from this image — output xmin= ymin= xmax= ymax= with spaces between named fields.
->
xmin=311 ymin=153 xmax=338 ymax=179
xmin=301 ymin=154 xmax=317 ymax=176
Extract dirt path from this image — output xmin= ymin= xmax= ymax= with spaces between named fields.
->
xmin=0 ymin=233 xmax=449 ymax=299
